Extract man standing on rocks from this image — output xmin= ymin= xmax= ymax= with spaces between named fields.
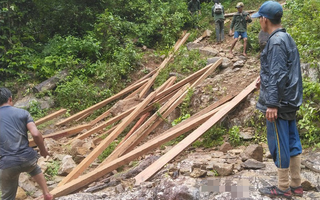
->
xmin=229 ymin=2 xmax=252 ymax=56
xmin=253 ymin=1 xmax=304 ymax=199
xmin=212 ymin=0 xmax=225 ymax=44
xmin=0 ymin=87 xmax=53 ymax=200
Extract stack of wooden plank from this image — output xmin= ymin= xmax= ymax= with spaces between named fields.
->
xmin=31 ymin=32 xmax=258 ymax=198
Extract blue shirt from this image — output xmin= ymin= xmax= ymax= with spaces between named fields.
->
xmin=0 ymin=106 xmax=38 ymax=169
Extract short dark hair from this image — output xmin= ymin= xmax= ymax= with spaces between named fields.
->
xmin=214 ymin=0 xmax=220 ymax=3
xmin=269 ymin=11 xmax=282 ymax=24
xmin=0 ymin=87 xmax=12 ymax=105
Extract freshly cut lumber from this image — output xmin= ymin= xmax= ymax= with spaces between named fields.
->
xmin=57 ymin=91 xmax=157 ymax=186
xmin=193 ymin=29 xmax=212 ymax=43
xmin=50 ymin=97 xmax=229 ymax=197
xmin=29 ymin=124 xmax=92 ymax=147
xmin=224 ymin=10 xmax=256 ymax=18
xmin=93 ymin=126 xmax=117 ymax=145
xmin=35 ymin=109 xmax=67 ymax=126
xmin=155 ymin=76 xmax=177 ymax=93
xmin=139 ymin=33 xmax=190 ymax=98
xmin=75 ymin=112 xmax=93 ymax=122
xmin=56 ymin=79 xmax=149 ymax=126
xmin=134 ymin=78 xmax=258 ymax=184
xmin=124 ymin=82 xmax=147 ymax=100
xmin=89 ymin=109 xmax=111 ymax=125
xmin=100 ymin=84 xmax=190 ymax=166
xmin=69 ymin=85 xmax=182 ymax=144
xmin=121 ymin=59 xmax=221 ymax=156
xmin=115 ymin=112 xmax=150 ymax=148
xmin=154 ymin=63 xmax=215 ymax=101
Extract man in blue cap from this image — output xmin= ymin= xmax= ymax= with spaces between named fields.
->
xmin=252 ymin=1 xmax=303 ymax=199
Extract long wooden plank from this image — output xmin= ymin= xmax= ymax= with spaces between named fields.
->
xmin=29 ymin=124 xmax=92 ymax=147
xmin=193 ymin=30 xmax=212 ymax=43
xmin=50 ymin=99 xmax=228 ymax=197
xmin=154 ymin=63 xmax=214 ymax=101
xmin=57 ymin=91 xmax=157 ymax=186
xmin=93 ymin=126 xmax=117 ymax=145
xmin=155 ymin=76 xmax=177 ymax=93
xmin=35 ymin=109 xmax=67 ymax=125
xmin=100 ymin=84 xmax=190 ymax=166
xmin=124 ymin=82 xmax=147 ymax=100
xmin=56 ymin=79 xmax=149 ymax=126
xmin=139 ymin=33 xmax=190 ymax=98
xmin=115 ymin=112 xmax=150 ymax=149
xmin=67 ymin=88 xmax=176 ymax=144
xmin=134 ymin=78 xmax=258 ymax=184
xmin=224 ymin=10 xmax=256 ymax=18
xmin=123 ymin=60 xmax=222 ymax=154
xmin=89 ymin=109 xmax=111 ymax=125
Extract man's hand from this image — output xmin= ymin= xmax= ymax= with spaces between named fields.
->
xmin=40 ymin=149 xmax=50 ymax=158
xmin=255 ymin=77 xmax=261 ymax=89
xmin=229 ymin=30 xmax=233 ymax=36
xmin=266 ymin=107 xmax=278 ymax=122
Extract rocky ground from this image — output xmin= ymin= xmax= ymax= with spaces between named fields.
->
xmin=14 ymin=32 xmax=320 ymax=200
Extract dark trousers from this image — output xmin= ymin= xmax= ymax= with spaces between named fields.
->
xmin=215 ymin=19 xmax=224 ymax=42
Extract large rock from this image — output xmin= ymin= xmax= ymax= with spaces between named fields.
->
xmin=199 ymin=47 xmax=219 ymax=56
xmin=211 ymin=163 xmax=234 ymax=176
xmin=58 ymin=155 xmax=77 ymax=176
xmin=15 ymin=187 xmax=27 ymax=200
xmin=241 ymin=159 xmax=266 ymax=169
xmin=19 ymin=173 xmax=38 ymax=197
xmin=14 ymin=95 xmax=54 ymax=110
xmin=219 ymin=142 xmax=232 ymax=153
xmin=243 ymin=144 xmax=263 ymax=162
xmin=190 ymin=168 xmax=207 ymax=178
xmin=186 ymin=42 xmax=204 ymax=50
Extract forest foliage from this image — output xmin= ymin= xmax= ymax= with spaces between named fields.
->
xmin=0 ymin=0 xmax=320 ymax=146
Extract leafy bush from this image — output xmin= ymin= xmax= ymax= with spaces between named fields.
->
xmin=192 ymin=125 xmax=225 ymax=148
xmin=283 ymin=0 xmax=320 ymax=64
xmin=228 ymin=126 xmax=241 ymax=146
xmin=297 ymin=79 xmax=320 ymax=147
xmin=54 ymin=77 xmax=110 ymax=112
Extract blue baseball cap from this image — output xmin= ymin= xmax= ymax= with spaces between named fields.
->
xmin=251 ymin=1 xmax=283 ymax=19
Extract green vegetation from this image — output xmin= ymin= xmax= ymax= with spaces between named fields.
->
xmin=283 ymin=0 xmax=320 ymax=64
xmin=45 ymin=160 xmax=60 ymax=180
xmin=297 ymin=79 xmax=320 ymax=148
xmin=1 ymin=0 xmax=320 ymax=149
xmin=98 ymin=140 xmax=120 ymax=162
xmin=228 ymin=126 xmax=241 ymax=146
xmin=192 ymin=125 xmax=225 ymax=148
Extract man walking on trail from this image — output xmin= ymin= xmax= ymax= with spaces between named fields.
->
xmin=212 ymin=0 xmax=225 ymax=44
xmin=0 ymin=87 xmax=53 ymax=200
xmin=229 ymin=2 xmax=252 ymax=56
xmin=188 ymin=0 xmax=201 ymax=28
xmin=253 ymin=1 xmax=304 ymax=199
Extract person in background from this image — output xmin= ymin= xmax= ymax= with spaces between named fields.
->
xmin=212 ymin=0 xmax=225 ymax=44
xmin=188 ymin=0 xmax=201 ymax=28
xmin=253 ymin=1 xmax=304 ymax=199
xmin=229 ymin=2 xmax=252 ymax=56
xmin=0 ymin=87 xmax=53 ymax=200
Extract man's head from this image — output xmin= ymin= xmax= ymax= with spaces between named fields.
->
xmin=214 ymin=0 xmax=220 ymax=3
xmin=252 ymin=1 xmax=283 ymax=24
xmin=0 ymin=87 xmax=12 ymax=106
xmin=235 ymin=2 xmax=244 ymax=12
